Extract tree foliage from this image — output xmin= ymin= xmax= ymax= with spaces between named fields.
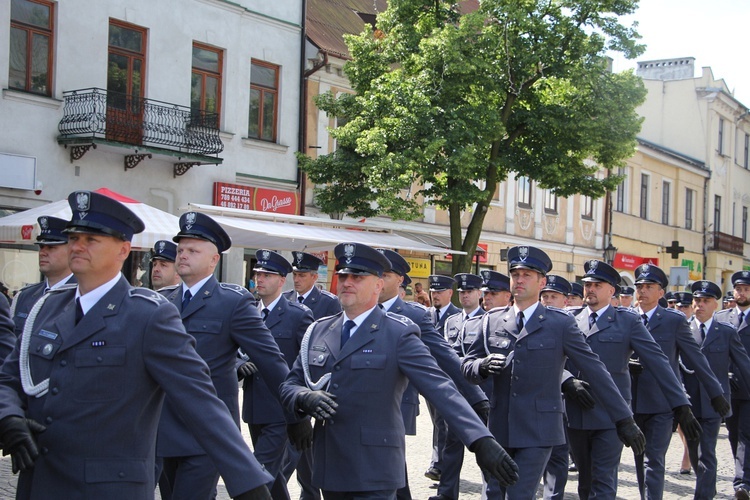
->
xmin=299 ymin=0 xmax=647 ymax=273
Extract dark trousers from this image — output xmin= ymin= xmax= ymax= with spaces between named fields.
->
xmin=486 ymin=446 xmax=552 ymax=500
xmin=436 ymin=426 xmax=465 ymax=499
xmin=322 ymin=490 xmax=396 ymax=500
xmin=542 ymin=442 xmax=569 ymax=500
xmin=727 ymin=398 xmax=750 ymax=490
xmin=160 ymin=454 xmax=220 ymax=500
xmin=567 ymin=427 xmax=623 ymax=500
xmin=250 ymin=421 xmax=291 ymax=500
xmin=687 ymin=417 xmax=721 ymax=500
xmin=283 ymin=442 xmax=321 ymax=500
xmin=633 ymin=412 xmax=674 ymax=500
xmin=427 ymin=401 xmax=447 ymax=472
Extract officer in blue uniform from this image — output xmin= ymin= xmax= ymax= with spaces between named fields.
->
xmin=243 ymin=249 xmax=315 ymax=500
xmin=619 ymin=286 xmax=635 ymax=309
xmin=375 ymin=251 xmax=489 ymax=500
xmin=280 ymin=242 xmax=518 ymax=500
xmin=0 ymin=190 xmax=272 ymax=500
xmin=425 ymin=274 xmax=461 ymax=482
xmin=0 ymin=292 xmax=12 ymax=364
xmin=150 ymin=240 xmax=181 ymax=291
xmin=674 ymin=291 xmax=694 ymax=317
xmin=684 ymin=280 xmax=750 ymax=499
xmin=462 ymin=246 xmax=645 ymax=500
xmin=566 ymin=282 xmax=584 ymax=308
xmin=630 ymin=263 xmax=728 ymax=500
xmin=157 ymin=212 xmax=311 ymax=499
xmin=565 ymin=260 xmax=700 ymax=500
xmin=480 ymin=270 xmax=511 ymax=312
xmin=717 ymin=271 xmax=750 ymax=498
xmin=539 ymin=275 xmax=571 ymax=309
xmin=283 ymin=251 xmax=341 ymax=320
xmin=10 ymin=216 xmax=75 ymax=338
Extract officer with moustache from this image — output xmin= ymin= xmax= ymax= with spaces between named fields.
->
xmin=717 ymin=271 xmax=750 ymax=499
xmin=10 ymin=216 xmax=75 ymax=338
xmin=280 ymin=242 xmax=518 ymax=499
xmin=0 ymin=191 xmax=272 ymax=499
xmin=283 ymin=251 xmax=341 ymax=320
xmin=150 ymin=240 xmax=181 ymax=291
xmin=631 ymin=263 xmax=728 ymax=500
xmin=462 ymin=246 xmax=645 ymax=500
xmin=158 ymin=212 xmax=311 ymax=499
xmin=566 ymin=260 xmax=700 ymax=500
xmin=243 ymin=249 xmax=315 ymax=500
xmin=685 ymin=280 xmax=750 ymax=500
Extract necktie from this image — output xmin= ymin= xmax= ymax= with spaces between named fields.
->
xmin=700 ymin=323 xmax=706 ymax=343
xmin=181 ymin=290 xmax=192 ymax=311
xmin=262 ymin=308 xmax=270 ymax=321
xmin=739 ymin=311 xmax=745 ymax=328
xmin=341 ymin=320 xmax=356 ymax=347
xmin=75 ymin=298 xmax=84 ymax=325
xmin=298 ymin=295 xmax=305 ymax=304
xmin=517 ymin=311 xmax=525 ymax=331
xmin=641 ymin=313 xmax=648 ymax=326
xmin=588 ymin=312 xmax=598 ymax=330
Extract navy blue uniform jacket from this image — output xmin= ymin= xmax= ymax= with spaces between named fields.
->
xmin=284 ymin=287 xmax=341 ymax=320
xmin=715 ymin=307 xmax=750 ymax=400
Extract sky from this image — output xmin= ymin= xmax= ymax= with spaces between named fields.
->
xmin=608 ymin=0 xmax=750 ymax=106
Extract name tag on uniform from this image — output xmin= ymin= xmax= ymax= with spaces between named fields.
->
xmin=38 ymin=330 xmax=58 ymax=340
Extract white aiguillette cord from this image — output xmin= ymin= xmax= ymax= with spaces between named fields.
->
xmin=20 ymin=292 xmax=54 ymax=398
xmin=300 ymin=321 xmax=331 ymax=391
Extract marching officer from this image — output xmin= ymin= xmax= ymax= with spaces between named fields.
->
xmin=443 ymin=273 xmax=484 ymax=349
xmin=10 ymin=216 xmax=75 ymax=337
xmin=279 ymin=242 xmax=519 ymax=499
xmin=157 ymin=212 xmax=311 ymax=499
xmin=620 ymin=286 xmax=636 ymax=309
xmin=480 ymin=270 xmax=512 ymax=311
xmin=150 ymin=240 xmax=181 ymax=291
xmin=674 ymin=291 xmax=694 ymax=317
xmin=566 ymin=282 xmax=584 ymax=308
xmin=462 ymin=246 xmax=645 ymax=500
xmin=243 ymin=249 xmax=315 ymax=500
xmin=0 ymin=190 xmax=272 ymax=499
xmin=283 ymin=251 xmax=340 ymax=320
xmin=717 ymin=271 xmax=750 ymax=498
xmin=684 ymin=280 xmax=750 ymax=499
xmin=630 ymin=263 xmax=728 ymax=500
xmin=566 ymin=260 xmax=700 ymax=499
xmin=539 ymin=275 xmax=570 ymax=309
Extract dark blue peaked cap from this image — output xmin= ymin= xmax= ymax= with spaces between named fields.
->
xmin=174 ymin=212 xmax=231 ymax=253
xmin=620 ymin=286 xmax=635 ymax=296
xmin=291 ymin=251 xmax=324 ymax=272
xmin=691 ymin=280 xmax=722 ymax=299
xmin=152 ymin=240 xmax=177 ymax=262
xmin=634 ymin=263 xmax=668 ymax=289
xmin=401 ymin=274 xmax=412 ymax=288
xmin=455 ymin=273 xmax=483 ymax=291
xmin=732 ymin=271 xmax=750 ymax=286
xmin=568 ymin=282 xmax=584 ymax=298
xmin=664 ymin=291 xmax=676 ymax=302
xmin=254 ymin=249 xmax=293 ymax=276
xmin=674 ymin=291 xmax=693 ymax=306
xmin=65 ymin=191 xmax=144 ymax=242
xmin=334 ymin=242 xmax=391 ymax=277
xmin=429 ymin=275 xmax=455 ymax=291
xmin=582 ymin=260 xmax=620 ymax=287
xmin=377 ymin=249 xmax=411 ymax=277
xmin=541 ymin=274 xmax=571 ymax=295
xmin=480 ymin=270 xmax=510 ymax=292
xmin=507 ymin=246 xmax=552 ymax=275
xmin=36 ymin=216 xmax=69 ymax=245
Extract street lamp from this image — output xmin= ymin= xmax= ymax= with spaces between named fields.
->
xmin=604 ymin=242 xmax=617 ymax=265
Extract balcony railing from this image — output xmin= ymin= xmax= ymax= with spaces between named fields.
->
xmin=709 ymin=231 xmax=745 ymax=255
xmin=58 ymin=88 xmax=223 ymax=156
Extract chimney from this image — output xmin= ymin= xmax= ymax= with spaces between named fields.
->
xmin=636 ymin=57 xmax=695 ymax=81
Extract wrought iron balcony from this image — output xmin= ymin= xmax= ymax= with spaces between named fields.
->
xmin=708 ymin=231 xmax=745 ymax=255
xmin=58 ymin=88 xmax=223 ymax=156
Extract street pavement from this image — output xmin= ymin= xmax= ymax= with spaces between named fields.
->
xmin=0 ymin=395 xmax=738 ymax=498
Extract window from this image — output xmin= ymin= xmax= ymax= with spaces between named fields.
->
xmin=718 ymin=118 xmax=725 ymax=156
xmin=544 ymin=190 xmax=557 ymax=214
xmin=640 ymin=173 xmax=649 ymax=220
xmin=714 ymin=195 xmax=721 ymax=233
xmin=685 ymin=188 xmax=694 ymax=230
xmin=191 ymin=43 xmax=222 ymax=123
xmin=517 ymin=177 xmax=532 ymax=208
xmin=581 ymin=195 xmax=594 ymax=220
xmin=745 ymin=133 xmax=749 ymax=169
xmin=743 ymin=206 xmax=748 ymax=242
xmin=661 ymin=181 xmax=670 ymax=225
xmin=615 ymin=167 xmax=626 ymax=213
xmin=248 ymin=60 xmax=279 ymax=142
xmin=9 ymin=0 xmax=54 ymax=95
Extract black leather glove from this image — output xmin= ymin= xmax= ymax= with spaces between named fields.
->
xmin=616 ymin=417 xmax=646 ymax=455
xmin=287 ymin=419 xmax=313 ymax=451
xmin=710 ymin=395 xmax=731 ymax=417
xmin=0 ymin=416 xmax=46 ymax=474
xmin=673 ymin=405 xmax=701 ymax=441
xmin=478 ymin=353 xmax=508 ymax=377
xmin=237 ymin=361 xmax=258 ymax=381
xmin=730 ymin=372 xmax=741 ymax=393
xmin=296 ymin=390 xmax=338 ymax=420
xmin=234 ymin=484 xmax=272 ymax=500
xmin=472 ymin=400 xmax=491 ymax=424
xmin=562 ymin=378 xmax=595 ymax=410
xmin=628 ymin=359 xmax=644 ymax=377
xmin=471 ymin=436 xmax=519 ymax=487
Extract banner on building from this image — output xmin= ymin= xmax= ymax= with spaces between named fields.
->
xmin=613 ymin=253 xmax=659 ymax=270
xmin=405 ymin=257 xmax=431 ymax=278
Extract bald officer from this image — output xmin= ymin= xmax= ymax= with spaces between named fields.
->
xmin=462 ymin=246 xmax=644 ymax=500
xmin=280 ymin=243 xmax=518 ymax=499
xmin=0 ymin=191 xmax=272 ymax=499
xmin=150 ymin=240 xmax=181 ymax=291
xmin=283 ymin=251 xmax=340 ymax=320
xmin=10 ymin=216 xmax=75 ymax=338
xmin=158 ymin=212 xmax=310 ymax=499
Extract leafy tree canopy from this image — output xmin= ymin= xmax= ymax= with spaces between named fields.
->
xmin=299 ymin=0 xmax=647 ymax=272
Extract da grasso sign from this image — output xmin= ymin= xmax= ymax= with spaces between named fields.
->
xmin=213 ymin=182 xmax=299 ymax=215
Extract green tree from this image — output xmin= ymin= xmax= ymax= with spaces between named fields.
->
xmin=299 ymin=0 xmax=647 ymax=274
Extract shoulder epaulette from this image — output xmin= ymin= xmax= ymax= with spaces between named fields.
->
xmin=547 ymin=305 xmax=574 ymax=317
xmin=445 ymin=311 xmax=462 ymax=322
xmin=663 ymin=307 xmax=684 ymax=315
xmin=408 ymin=301 xmax=428 ymax=311
xmin=50 ymin=283 xmax=77 ymax=293
xmin=157 ymin=284 xmax=180 ymax=293
xmin=317 ymin=311 xmax=343 ymax=324
xmin=386 ymin=311 xmax=416 ymax=326
xmin=464 ymin=314 xmax=484 ymax=326
xmin=616 ymin=306 xmax=638 ymax=315
xmin=567 ymin=306 xmax=586 ymax=316
xmin=320 ymin=289 xmax=338 ymax=299
xmin=18 ymin=281 xmax=43 ymax=292
xmin=129 ymin=287 xmax=167 ymax=305
xmin=219 ymin=282 xmax=245 ymax=295
xmin=287 ymin=300 xmax=308 ymax=312
xmin=716 ymin=320 xmax=736 ymax=329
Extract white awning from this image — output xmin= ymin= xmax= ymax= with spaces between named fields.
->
xmin=187 ymin=203 xmax=463 ymax=255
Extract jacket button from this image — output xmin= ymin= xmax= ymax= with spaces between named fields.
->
xmin=118 ymin=472 xmax=125 ymax=478
xmin=335 ymin=366 xmax=341 ymax=371
xmin=366 ymin=361 xmax=371 ymax=366
xmin=96 ymin=356 xmax=103 ymax=363
xmin=51 ymin=387 xmax=59 ymax=395
xmin=332 ymin=384 xmax=339 ymax=389
xmin=516 ymin=342 xmax=522 ymax=347
xmin=60 ymin=360 xmax=67 ymax=367
xmin=45 ymin=416 xmax=53 ymax=424
xmin=512 ymin=393 xmax=517 ymax=397
xmin=41 ymin=447 xmax=48 ymax=455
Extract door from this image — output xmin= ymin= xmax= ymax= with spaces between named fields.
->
xmin=106 ymin=20 xmax=146 ymax=144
